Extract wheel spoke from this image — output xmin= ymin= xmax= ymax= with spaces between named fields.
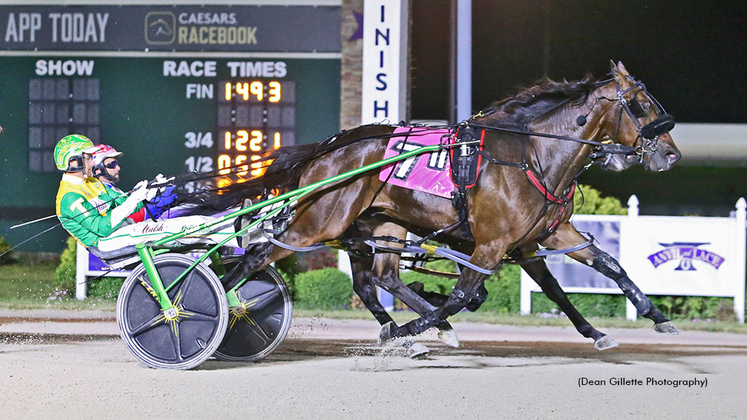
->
xmin=240 ymin=316 xmax=272 ymax=342
xmin=134 ymin=275 xmax=161 ymax=306
xmin=241 ymin=285 xmax=280 ymax=302
xmin=169 ymin=270 xmax=196 ymax=303
xmin=128 ymin=313 xmax=166 ymax=337
xmin=169 ymin=321 xmax=183 ymax=362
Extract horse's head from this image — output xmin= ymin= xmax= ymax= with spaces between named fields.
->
xmin=595 ymin=61 xmax=681 ymax=172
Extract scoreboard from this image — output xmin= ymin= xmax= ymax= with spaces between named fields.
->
xmin=0 ymin=2 xmax=341 ymax=251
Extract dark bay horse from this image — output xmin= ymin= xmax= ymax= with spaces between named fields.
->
xmin=219 ymin=62 xmax=681 ymax=348
xmin=343 ymin=62 xmax=681 ymax=350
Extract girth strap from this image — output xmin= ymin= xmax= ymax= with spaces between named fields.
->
xmin=524 ymin=169 xmax=576 ymax=205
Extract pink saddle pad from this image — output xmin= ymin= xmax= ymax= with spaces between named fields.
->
xmin=379 ymin=126 xmax=454 ymax=199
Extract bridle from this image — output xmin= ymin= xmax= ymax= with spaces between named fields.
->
xmin=613 ymin=76 xmax=676 ymax=162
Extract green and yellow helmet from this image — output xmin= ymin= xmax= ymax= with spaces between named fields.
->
xmin=53 ymin=134 xmax=94 ymax=172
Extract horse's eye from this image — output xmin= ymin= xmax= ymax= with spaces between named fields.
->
xmin=629 ymin=98 xmax=648 ymax=119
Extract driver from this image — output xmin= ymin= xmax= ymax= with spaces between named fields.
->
xmin=86 ymin=144 xmax=178 ymax=222
xmin=54 ymin=134 xmax=238 ymax=252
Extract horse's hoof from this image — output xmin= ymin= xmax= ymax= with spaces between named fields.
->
xmin=594 ymin=335 xmax=619 ymax=351
xmin=654 ymin=321 xmax=679 ymax=335
xmin=437 ymin=328 xmax=460 ymax=348
xmin=378 ymin=321 xmax=396 ymax=345
xmin=407 ymin=342 xmax=430 ymax=359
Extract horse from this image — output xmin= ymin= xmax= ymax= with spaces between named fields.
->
xmin=341 ymin=62 xmax=681 ymax=351
xmin=217 ymin=61 xmax=681 ymax=348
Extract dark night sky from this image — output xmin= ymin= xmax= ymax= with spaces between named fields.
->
xmin=410 ymin=0 xmax=747 ymax=215
xmin=411 ymin=0 xmax=747 ymax=124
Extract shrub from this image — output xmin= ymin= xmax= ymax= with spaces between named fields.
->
xmin=0 ymin=236 xmax=15 ymax=265
xmin=531 ymin=292 xmax=627 ymax=318
xmin=277 ymin=268 xmax=296 ymax=300
xmin=87 ymin=277 xmax=123 ymax=299
xmin=399 ymin=260 xmax=522 ymax=313
xmin=649 ymin=295 xmax=736 ymax=322
xmin=294 ymin=267 xmax=352 ymax=310
xmin=275 ymin=254 xmax=299 ymax=299
xmin=574 ymin=184 xmax=627 ymax=215
xmin=53 ymin=236 xmax=77 ymax=294
xmin=480 ymin=265 xmax=522 ymax=313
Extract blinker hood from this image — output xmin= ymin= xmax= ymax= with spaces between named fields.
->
xmin=640 ymin=114 xmax=675 ymax=139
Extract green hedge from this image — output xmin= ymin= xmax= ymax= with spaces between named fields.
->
xmin=294 ymin=267 xmax=352 ymax=310
xmin=531 ymin=292 xmax=627 ymax=318
xmin=0 ymin=237 xmax=14 ymax=265
xmin=573 ymin=184 xmax=627 ymax=215
xmin=400 ymin=261 xmax=522 ymax=313
xmin=53 ymin=236 xmax=77 ymax=294
xmin=87 ymin=277 xmax=123 ymax=299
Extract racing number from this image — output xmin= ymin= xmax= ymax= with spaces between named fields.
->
xmin=389 ymin=141 xmax=448 ymax=181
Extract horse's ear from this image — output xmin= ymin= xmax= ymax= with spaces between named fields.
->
xmin=616 ymin=61 xmax=630 ymax=76
xmin=611 ymin=61 xmax=632 ymax=87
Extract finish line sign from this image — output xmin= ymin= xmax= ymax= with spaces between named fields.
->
xmin=361 ymin=0 xmax=408 ymax=124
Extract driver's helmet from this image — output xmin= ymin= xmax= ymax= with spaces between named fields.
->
xmin=84 ymin=144 xmax=123 ymax=182
xmin=53 ymin=134 xmax=94 ymax=172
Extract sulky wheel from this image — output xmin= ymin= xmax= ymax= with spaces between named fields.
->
xmin=116 ymin=253 xmax=228 ymax=370
xmin=213 ymin=260 xmax=292 ymax=362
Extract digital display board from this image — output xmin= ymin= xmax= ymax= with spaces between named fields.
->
xmin=0 ymin=3 xmax=341 ymax=252
xmin=216 ymin=79 xmax=296 ymax=183
xmin=1 ymin=56 xmax=339 ymax=200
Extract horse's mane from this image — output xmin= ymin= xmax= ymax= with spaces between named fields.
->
xmin=482 ymin=73 xmax=608 ymax=128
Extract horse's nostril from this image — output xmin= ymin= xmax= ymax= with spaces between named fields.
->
xmin=666 ymin=152 xmax=680 ymax=163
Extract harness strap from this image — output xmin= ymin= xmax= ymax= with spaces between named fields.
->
xmin=364 ymin=240 xmax=494 ymax=275
xmin=524 ymin=170 xmax=576 ymax=204
xmin=534 ymin=234 xmax=595 ymax=257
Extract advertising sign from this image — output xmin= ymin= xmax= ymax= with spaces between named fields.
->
xmin=621 ymin=216 xmax=739 ymax=297
xmin=0 ymin=5 xmax=341 ymax=52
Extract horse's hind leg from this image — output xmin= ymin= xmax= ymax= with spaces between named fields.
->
xmin=344 ymin=224 xmax=395 ymax=326
xmin=368 ymin=223 xmax=458 ymax=347
xmin=380 ymin=243 xmax=503 ymax=342
xmin=518 ymin=251 xmax=617 ymax=350
xmin=406 ymin=280 xmax=488 ymax=312
xmin=544 ymin=223 xmax=678 ymax=335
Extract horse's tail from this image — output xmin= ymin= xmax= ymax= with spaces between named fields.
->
xmin=191 ymin=143 xmax=317 ymax=209
xmin=180 ymin=124 xmax=394 ymax=210
xmin=218 ymin=124 xmax=392 ymax=199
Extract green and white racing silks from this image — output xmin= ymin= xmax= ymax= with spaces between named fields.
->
xmin=55 ymin=174 xmax=144 ymax=247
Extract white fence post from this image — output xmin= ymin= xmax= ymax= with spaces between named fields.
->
xmin=735 ymin=198 xmax=746 ymax=323
xmin=625 ymin=195 xmax=639 ymax=321
xmin=520 ymin=269 xmax=532 ymax=315
xmin=75 ymin=242 xmax=87 ymax=300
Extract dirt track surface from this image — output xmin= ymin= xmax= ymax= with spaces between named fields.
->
xmin=2 ymin=311 xmax=747 ymax=419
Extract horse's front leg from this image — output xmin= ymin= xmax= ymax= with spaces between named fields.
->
xmin=379 ymin=244 xmax=502 ymax=343
xmin=544 ymin=223 xmax=678 ymax=335
xmin=516 ymin=246 xmax=617 ymax=350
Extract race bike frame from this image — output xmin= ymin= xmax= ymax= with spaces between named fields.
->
xmin=134 ymin=143 xmax=443 ymax=314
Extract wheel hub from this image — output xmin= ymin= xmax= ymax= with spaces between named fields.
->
xmin=164 ymin=307 xmax=179 ymax=320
